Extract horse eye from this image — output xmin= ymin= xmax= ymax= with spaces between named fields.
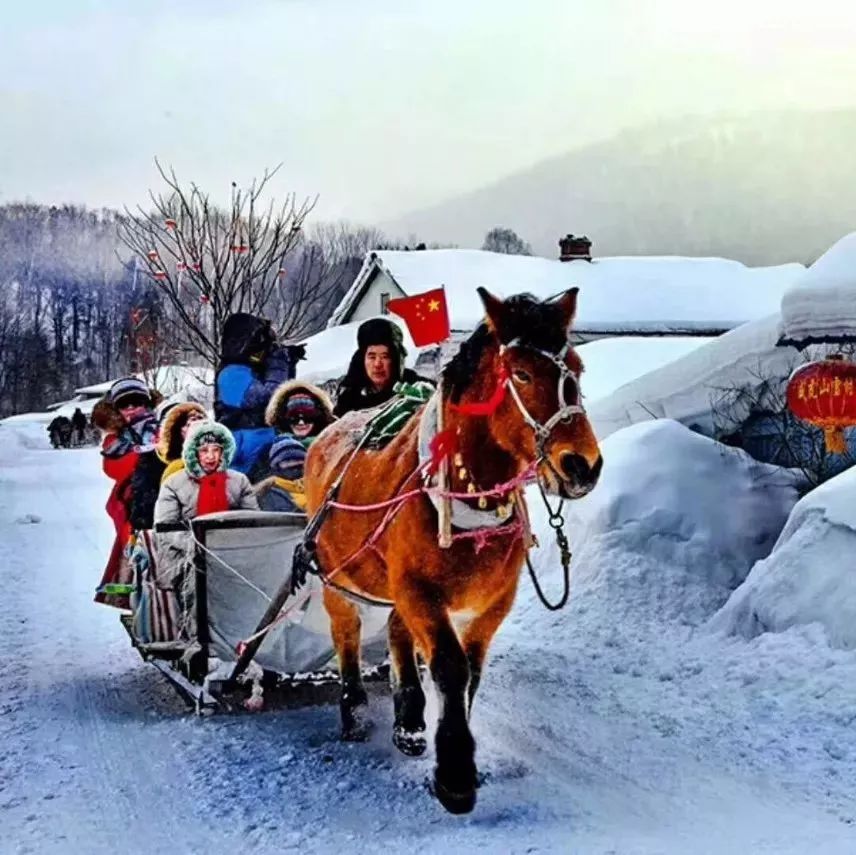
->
xmin=512 ymin=369 xmax=532 ymax=384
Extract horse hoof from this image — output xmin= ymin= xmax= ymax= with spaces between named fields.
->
xmin=341 ymin=715 xmax=373 ymax=742
xmin=393 ymin=726 xmax=427 ymax=757
xmin=433 ymin=775 xmax=477 ymax=815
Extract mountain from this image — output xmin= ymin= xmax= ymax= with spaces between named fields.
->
xmin=381 ymin=110 xmax=856 ymax=265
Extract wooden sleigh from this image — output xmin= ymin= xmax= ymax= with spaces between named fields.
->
xmin=120 ymin=509 xmax=391 ymax=714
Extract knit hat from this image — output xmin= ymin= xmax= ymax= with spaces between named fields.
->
xmin=285 ymin=393 xmax=320 ymax=420
xmin=357 ymin=318 xmax=406 ymax=355
xmin=183 ymin=421 xmax=236 ymax=477
xmin=109 ymin=377 xmax=151 ymax=407
xmin=269 ymin=435 xmax=307 ymax=476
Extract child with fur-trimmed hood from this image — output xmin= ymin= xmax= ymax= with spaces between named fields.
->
xmin=154 ymin=421 xmax=258 ymax=588
xmin=254 ymin=380 xmax=335 ymax=513
xmin=155 ymin=401 xmax=208 ymax=483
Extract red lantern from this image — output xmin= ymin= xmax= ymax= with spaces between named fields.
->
xmin=231 ymin=244 xmax=249 ymax=254
xmin=277 ymin=267 xmax=287 ymax=279
xmin=147 ymin=249 xmax=159 ymax=261
xmin=786 ymin=354 xmax=856 ymax=454
xmin=191 ymin=261 xmax=201 ymax=272
xmin=200 ymin=294 xmax=210 ymax=304
xmin=154 ymin=270 xmax=167 ymax=281
xmin=164 ymin=218 xmax=177 ymax=230
xmin=176 ymin=261 xmax=187 ymax=272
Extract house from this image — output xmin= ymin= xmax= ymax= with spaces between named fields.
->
xmin=327 ymin=239 xmax=805 ymax=344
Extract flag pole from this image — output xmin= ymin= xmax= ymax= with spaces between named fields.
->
xmin=436 ymin=285 xmax=452 ymax=548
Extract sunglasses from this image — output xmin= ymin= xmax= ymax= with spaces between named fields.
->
xmin=290 ymin=414 xmax=315 ymax=425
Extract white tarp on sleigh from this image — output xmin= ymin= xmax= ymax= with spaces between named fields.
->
xmin=195 ymin=510 xmax=389 ymax=674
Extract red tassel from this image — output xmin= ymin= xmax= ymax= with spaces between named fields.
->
xmin=449 ymin=366 xmax=509 ymax=417
xmin=427 ymin=428 xmax=458 ymax=476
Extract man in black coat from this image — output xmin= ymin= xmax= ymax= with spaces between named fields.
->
xmin=71 ymin=407 xmax=88 ymax=445
xmin=333 ymin=318 xmax=427 ymax=417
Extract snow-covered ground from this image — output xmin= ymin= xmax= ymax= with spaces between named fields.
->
xmin=2 ymin=417 xmax=855 ymax=854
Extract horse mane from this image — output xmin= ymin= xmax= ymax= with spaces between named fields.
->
xmin=442 ymin=293 xmax=569 ymax=403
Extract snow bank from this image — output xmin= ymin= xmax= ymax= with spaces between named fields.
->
xmin=333 ymin=249 xmax=804 ymax=333
xmin=576 ymin=336 xmax=715 ymax=402
xmin=587 ymin=314 xmax=802 ymax=440
xmin=780 ymin=232 xmax=856 ymax=345
xmin=295 ymin=316 xmax=418 ymax=384
xmin=711 ymin=465 xmax=856 ymax=649
xmin=525 ymin=420 xmax=801 ymax=624
xmin=0 ymin=419 xmax=50 ymax=458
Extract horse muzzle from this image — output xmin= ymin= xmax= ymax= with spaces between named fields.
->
xmin=543 ymin=452 xmax=602 ymax=499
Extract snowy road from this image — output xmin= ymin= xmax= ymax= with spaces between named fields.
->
xmin=2 ymin=422 xmax=855 ymax=854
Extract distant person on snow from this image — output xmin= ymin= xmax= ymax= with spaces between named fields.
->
xmin=71 ymin=407 xmax=88 ymax=445
xmin=333 ymin=318 xmax=424 ymax=417
xmin=214 ymin=313 xmax=304 ymax=481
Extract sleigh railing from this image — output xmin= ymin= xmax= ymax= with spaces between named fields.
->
xmin=122 ymin=510 xmax=389 ymax=711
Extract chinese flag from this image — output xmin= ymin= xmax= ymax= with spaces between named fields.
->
xmin=386 ymin=287 xmax=451 ymax=347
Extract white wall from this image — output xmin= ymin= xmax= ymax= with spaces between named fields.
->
xmin=346 ymin=269 xmax=406 ymax=323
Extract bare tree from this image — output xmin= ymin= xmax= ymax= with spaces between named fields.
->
xmin=116 ymin=161 xmax=347 ymax=368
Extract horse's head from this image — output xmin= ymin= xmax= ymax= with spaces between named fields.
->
xmin=458 ymin=287 xmax=602 ymax=500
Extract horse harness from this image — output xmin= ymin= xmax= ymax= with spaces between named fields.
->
xmin=294 ymin=336 xmax=583 ymax=611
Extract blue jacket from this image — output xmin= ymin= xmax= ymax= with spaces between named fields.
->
xmin=215 ymin=346 xmax=294 ymax=477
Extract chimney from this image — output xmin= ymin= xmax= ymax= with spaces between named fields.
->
xmin=559 ymin=234 xmax=592 ymax=262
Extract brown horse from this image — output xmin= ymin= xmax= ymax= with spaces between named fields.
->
xmin=304 ymin=287 xmax=602 ymax=814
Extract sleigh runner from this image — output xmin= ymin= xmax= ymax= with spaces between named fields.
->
xmin=121 ymin=509 xmax=390 ymax=712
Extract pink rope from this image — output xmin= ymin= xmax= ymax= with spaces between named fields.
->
xmin=430 ymin=461 xmax=538 ymax=500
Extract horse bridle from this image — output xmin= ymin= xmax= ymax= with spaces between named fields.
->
xmin=499 ymin=338 xmax=586 ymax=464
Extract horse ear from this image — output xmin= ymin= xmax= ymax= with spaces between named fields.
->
xmin=555 ymin=287 xmax=579 ymax=330
xmin=477 ymin=287 xmax=504 ymax=336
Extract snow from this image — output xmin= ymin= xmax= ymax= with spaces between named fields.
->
xmin=2 ymin=414 xmax=856 ymax=853
xmin=711 ymin=464 xmax=856 ymax=649
xmin=296 ymin=317 xmax=418 ymax=384
xmin=332 ymin=249 xmax=804 ymax=334
xmin=576 ymin=336 xmax=715 ymax=402
xmin=587 ymin=314 xmax=803 ymax=439
xmin=781 ymin=232 xmax=856 ymax=345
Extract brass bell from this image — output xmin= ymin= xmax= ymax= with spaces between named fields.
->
xmin=467 ymin=482 xmax=477 ymax=494
xmin=497 ymin=503 xmax=509 ymax=519
xmin=453 ymin=453 xmax=464 ymax=468
xmin=458 ymin=467 xmax=468 ymax=481
xmin=478 ymin=496 xmax=488 ymax=510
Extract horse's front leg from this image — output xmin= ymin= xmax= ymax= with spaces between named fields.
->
xmin=323 ymin=587 xmax=371 ymax=741
xmin=398 ymin=587 xmax=477 ymax=814
xmin=388 ymin=609 xmax=426 ymax=756
xmin=460 ymin=584 xmax=517 ymax=717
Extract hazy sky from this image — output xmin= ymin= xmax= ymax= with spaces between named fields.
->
xmin=2 ymin=0 xmax=856 ymax=224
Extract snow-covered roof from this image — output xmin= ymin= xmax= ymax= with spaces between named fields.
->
xmin=296 ymin=317 xmax=418 ymax=384
xmin=576 ymin=336 xmax=716 ymax=403
xmin=586 ymin=314 xmax=802 ymax=440
xmin=329 ymin=249 xmax=805 ymax=334
xmin=780 ymin=232 xmax=856 ymax=346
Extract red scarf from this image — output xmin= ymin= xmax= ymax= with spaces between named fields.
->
xmin=196 ymin=471 xmax=230 ymax=516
